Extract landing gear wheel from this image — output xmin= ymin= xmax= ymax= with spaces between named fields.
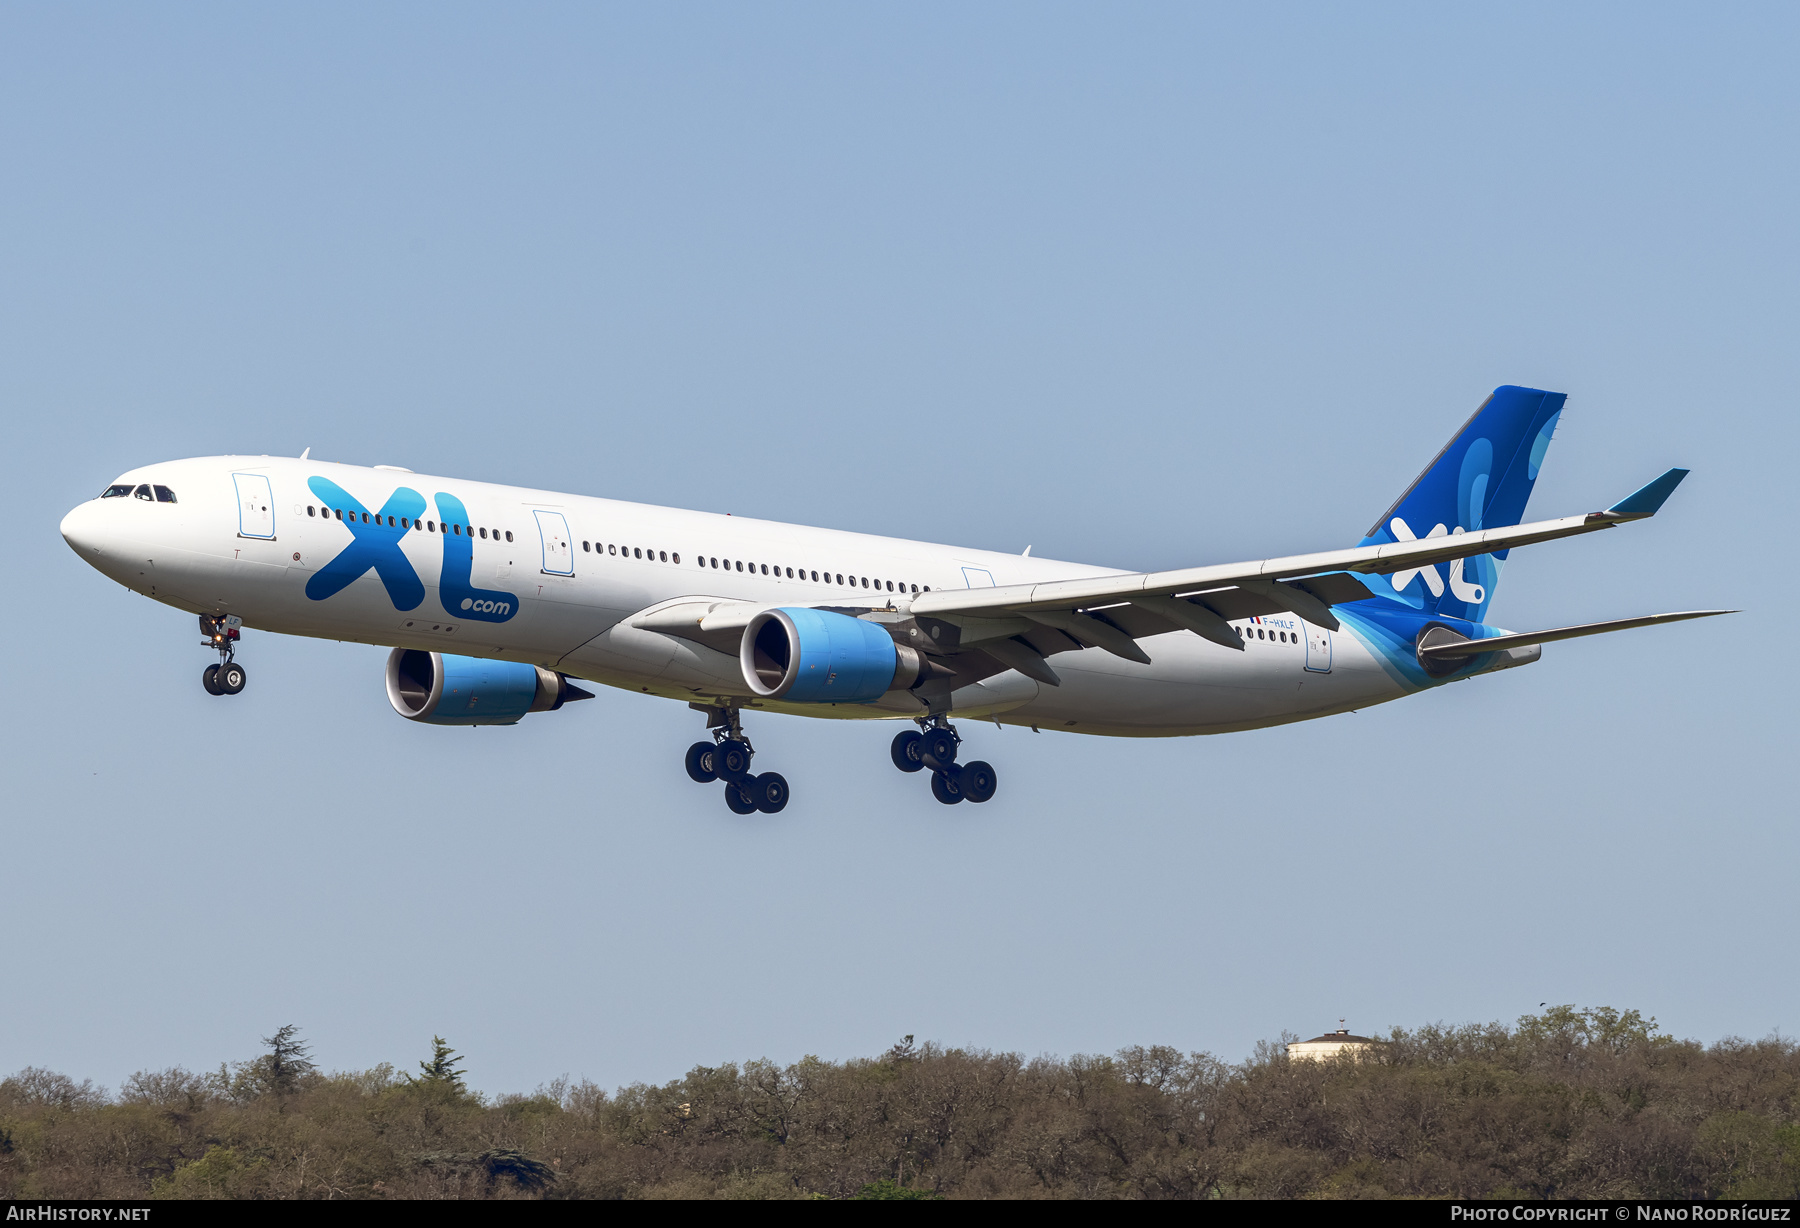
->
xmin=890 ymin=729 xmax=925 ymax=773
xmin=685 ymin=741 xmax=720 ymax=783
xmin=748 ymin=772 xmax=789 ymax=814
xmin=217 ymin=662 xmax=247 ymax=695
xmin=202 ymin=664 xmax=223 ymax=696
xmin=920 ymin=728 xmax=959 ymax=772
xmin=724 ymin=782 xmax=759 ymax=815
xmin=717 ymin=739 xmax=753 ymax=780
xmin=957 ymin=760 xmax=997 ymax=803
xmin=930 ymin=769 xmax=965 ymax=805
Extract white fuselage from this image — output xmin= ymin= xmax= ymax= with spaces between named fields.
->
xmin=61 ymin=456 xmax=1415 ymax=736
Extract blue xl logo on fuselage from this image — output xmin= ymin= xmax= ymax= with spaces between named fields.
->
xmin=304 ymin=477 xmax=519 ymax=622
xmin=432 ymin=491 xmax=518 ymax=622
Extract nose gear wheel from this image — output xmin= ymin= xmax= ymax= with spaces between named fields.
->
xmin=198 ymin=614 xmax=246 ymax=696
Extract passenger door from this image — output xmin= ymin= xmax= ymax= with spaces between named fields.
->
xmin=534 ymin=510 xmax=574 ymax=576
xmin=233 ymin=473 xmax=275 ymax=539
xmin=1304 ymin=626 xmax=1333 ymax=673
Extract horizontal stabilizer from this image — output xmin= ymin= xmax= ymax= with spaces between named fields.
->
xmin=1606 ymin=468 xmax=1689 ymax=518
xmin=1417 ymin=609 xmax=1735 ymax=661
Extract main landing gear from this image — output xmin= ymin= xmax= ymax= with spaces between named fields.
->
xmin=685 ymin=705 xmax=789 ymax=815
xmin=890 ymin=719 xmax=998 ymax=806
xmin=199 ymin=614 xmax=247 ymax=697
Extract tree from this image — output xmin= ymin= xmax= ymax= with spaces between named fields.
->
xmin=255 ymin=1025 xmax=316 ymax=1096
xmin=407 ymin=1036 xmax=468 ymax=1092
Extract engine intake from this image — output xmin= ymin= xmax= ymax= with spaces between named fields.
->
xmin=741 ymin=608 xmax=926 ymax=703
xmin=385 ymin=649 xmax=592 ymax=726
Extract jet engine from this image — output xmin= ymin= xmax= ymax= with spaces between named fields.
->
xmin=385 ymin=648 xmax=593 ymax=726
xmin=740 ymin=608 xmax=928 ymax=703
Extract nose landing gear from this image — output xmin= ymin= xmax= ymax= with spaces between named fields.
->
xmin=686 ymin=704 xmax=789 ymax=815
xmin=893 ymin=719 xmax=997 ymax=805
xmin=200 ymin=615 xmax=246 ymax=696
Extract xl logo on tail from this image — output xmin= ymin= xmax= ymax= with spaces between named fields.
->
xmin=304 ymin=477 xmax=519 ymax=622
xmin=1385 ymin=517 xmax=1487 ymax=605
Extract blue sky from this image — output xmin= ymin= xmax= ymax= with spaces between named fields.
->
xmin=3 ymin=3 xmax=1794 ymax=1094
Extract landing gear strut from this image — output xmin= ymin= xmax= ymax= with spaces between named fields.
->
xmin=686 ymin=705 xmax=789 ymax=815
xmin=199 ymin=614 xmax=246 ymax=696
xmin=893 ymin=718 xmax=997 ymax=805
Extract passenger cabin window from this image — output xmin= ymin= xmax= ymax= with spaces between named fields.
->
xmin=101 ymin=484 xmax=133 ymax=498
xmin=505 ymin=531 xmax=513 ymax=542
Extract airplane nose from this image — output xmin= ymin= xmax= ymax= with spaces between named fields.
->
xmin=60 ymin=499 xmax=108 ymax=557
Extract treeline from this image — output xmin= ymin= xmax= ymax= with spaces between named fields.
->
xmin=2 ymin=1008 xmax=1798 ymax=1199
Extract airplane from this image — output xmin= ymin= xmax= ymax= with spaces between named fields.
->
xmin=59 ymin=385 xmax=1728 ymax=814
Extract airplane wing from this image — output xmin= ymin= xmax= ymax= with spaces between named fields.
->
xmin=902 ymin=469 xmax=1694 ymax=666
xmin=631 ymin=598 xmax=775 ymax=655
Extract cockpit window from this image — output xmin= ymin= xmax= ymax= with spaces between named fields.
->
xmin=153 ymin=485 xmax=177 ymax=503
xmin=101 ymin=485 xmax=133 ymax=498
xmin=134 ymin=484 xmax=154 ymax=501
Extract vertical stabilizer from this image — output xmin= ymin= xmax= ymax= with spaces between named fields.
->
xmin=1356 ymin=385 xmax=1566 ymax=624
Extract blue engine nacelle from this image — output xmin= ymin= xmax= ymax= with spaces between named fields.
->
xmin=740 ymin=607 xmax=927 ymax=703
xmin=385 ymin=649 xmax=593 ymax=726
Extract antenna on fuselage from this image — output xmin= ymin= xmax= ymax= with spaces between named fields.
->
xmin=300 ymin=447 xmax=311 ymax=460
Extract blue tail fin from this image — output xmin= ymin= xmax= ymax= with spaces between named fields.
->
xmin=1356 ymin=385 xmax=1567 ymax=624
